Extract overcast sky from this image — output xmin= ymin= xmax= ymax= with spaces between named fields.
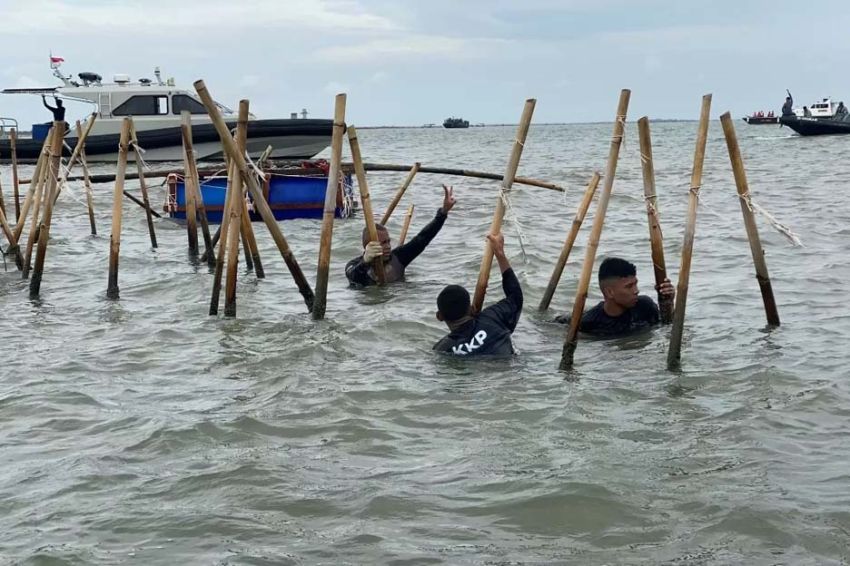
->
xmin=2 ymin=0 xmax=849 ymax=127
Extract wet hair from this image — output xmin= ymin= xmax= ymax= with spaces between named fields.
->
xmin=598 ymin=257 xmax=636 ymax=287
xmin=361 ymin=223 xmax=388 ymax=247
xmin=437 ymin=285 xmax=470 ymax=322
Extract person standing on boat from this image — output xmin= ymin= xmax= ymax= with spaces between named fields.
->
xmin=782 ymin=91 xmax=794 ymax=116
xmin=41 ymin=95 xmax=66 ymax=122
xmin=553 ymin=257 xmax=675 ymax=337
xmin=346 ymin=185 xmax=456 ymax=287
xmin=836 ymin=102 xmax=848 ymax=119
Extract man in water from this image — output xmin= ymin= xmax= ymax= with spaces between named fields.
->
xmin=42 ymin=95 xmax=66 ymax=122
xmin=433 ymin=232 xmax=522 ymax=356
xmin=555 ymin=257 xmax=675 ymax=337
xmin=782 ymin=91 xmax=794 ymax=117
xmin=345 ymin=184 xmax=456 ymax=286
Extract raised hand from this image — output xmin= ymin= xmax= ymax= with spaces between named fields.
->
xmin=441 ymin=184 xmax=456 ymax=214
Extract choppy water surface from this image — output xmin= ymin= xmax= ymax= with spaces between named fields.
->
xmin=2 ymin=115 xmax=849 ymax=565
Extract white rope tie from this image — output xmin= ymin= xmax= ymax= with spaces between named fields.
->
xmin=130 ymin=141 xmax=152 ymax=171
xmin=740 ymin=192 xmax=803 ymax=247
xmin=500 ymin=187 xmax=528 ymax=262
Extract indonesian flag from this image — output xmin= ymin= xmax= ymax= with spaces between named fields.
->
xmin=49 ymin=55 xmax=64 ymax=69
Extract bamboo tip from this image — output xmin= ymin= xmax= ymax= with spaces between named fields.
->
xmin=193 ymin=79 xmax=205 ymax=90
xmin=704 ymin=93 xmax=713 ymax=100
xmin=336 ymin=93 xmax=347 ymax=101
xmin=719 ymin=111 xmax=732 ymax=122
xmin=638 ymin=116 xmax=648 ymax=124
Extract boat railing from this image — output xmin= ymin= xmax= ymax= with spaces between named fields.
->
xmin=0 ymin=116 xmax=19 ymax=139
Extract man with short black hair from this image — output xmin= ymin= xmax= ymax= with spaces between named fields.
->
xmin=555 ymin=257 xmax=674 ymax=337
xmin=433 ymin=232 xmax=522 ymax=356
xmin=345 ymin=185 xmax=455 ymax=287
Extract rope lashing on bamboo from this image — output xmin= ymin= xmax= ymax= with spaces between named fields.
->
xmin=739 ymin=191 xmax=803 ymax=247
xmin=499 ymin=186 xmax=528 ymax=262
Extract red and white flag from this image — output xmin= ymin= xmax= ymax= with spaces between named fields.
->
xmin=50 ymin=55 xmax=64 ymax=63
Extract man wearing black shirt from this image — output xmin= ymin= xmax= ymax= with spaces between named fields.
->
xmin=555 ymin=257 xmax=674 ymax=337
xmin=433 ymin=233 xmax=523 ymax=357
xmin=345 ymin=185 xmax=456 ymax=287
xmin=42 ymin=95 xmax=66 ymax=122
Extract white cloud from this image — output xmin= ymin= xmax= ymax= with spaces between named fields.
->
xmin=1 ymin=0 xmax=399 ymax=35
xmin=316 ymin=35 xmax=510 ymax=63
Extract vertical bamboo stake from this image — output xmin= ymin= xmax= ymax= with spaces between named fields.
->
xmin=347 ymin=125 xmax=386 ymax=284
xmin=380 ymin=162 xmax=420 ymax=225
xmin=14 ymin=131 xmax=53 ymax=242
xmin=210 ymin=162 xmax=237 ymax=315
xmin=720 ymin=111 xmax=780 ymax=326
xmin=128 ymin=121 xmax=158 ymax=248
xmin=0 ymin=206 xmax=22 ymax=270
xmin=107 ymin=118 xmax=132 ymax=300
xmin=312 ymin=93 xmax=347 ymax=320
xmin=539 ymin=172 xmax=600 ymax=311
xmin=0 ymin=167 xmax=5 ymax=218
xmin=637 ymin=117 xmax=673 ymax=323
xmin=240 ymin=195 xmax=264 ymax=278
xmin=75 ymin=121 xmax=97 ymax=235
xmin=560 ymin=89 xmax=631 ymax=370
xmin=21 ymin=152 xmax=51 ymax=279
xmin=472 ymin=99 xmax=536 ymax=313
xmin=224 ymin=102 xmax=249 ymax=317
xmin=181 ymin=111 xmax=214 ymax=265
xmin=10 ymin=128 xmax=21 ymax=222
xmin=184 ymin=136 xmax=199 ymax=256
xmin=29 ymin=122 xmax=66 ymax=298
xmin=195 ymin=80 xmax=314 ymax=310
xmin=52 ymin=113 xmax=97 ymax=205
xmin=667 ymin=94 xmax=712 ymax=370
xmin=397 ymin=204 xmax=415 ymax=245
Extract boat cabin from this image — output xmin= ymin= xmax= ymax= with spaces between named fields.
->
xmin=794 ymin=97 xmax=837 ymax=118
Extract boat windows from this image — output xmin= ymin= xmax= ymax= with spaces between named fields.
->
xmin=172 ymin=94 xmax=207 ymax=115
xmin=112 ymin=95 xmax=169 ymax=116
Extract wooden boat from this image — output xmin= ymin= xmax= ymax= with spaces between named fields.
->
xmin=165 ymin=163 xmax=354 ymax=222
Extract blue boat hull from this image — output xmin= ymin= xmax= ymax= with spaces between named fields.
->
xmin=167 ymin=172 xmax=354 ymax=223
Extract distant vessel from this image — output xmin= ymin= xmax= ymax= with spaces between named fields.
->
xmin=443 ymin=117 xmax=469 ymax=129
xmin=743 ymin=111 xmax=778 ymax=125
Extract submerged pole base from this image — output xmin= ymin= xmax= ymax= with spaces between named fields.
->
xmin=658 ymin=295 xmax=674 ymax=325
xmin=559 ymin=340 xmax=578 ymax=371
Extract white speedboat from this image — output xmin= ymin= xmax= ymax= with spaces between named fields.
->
xmin=793 ymin=97 xmax=839 ymax=118
xmin=0 ymin=60 xmax=332 ymax=163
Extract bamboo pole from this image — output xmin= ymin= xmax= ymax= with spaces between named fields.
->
xmin=128 ymin=120 xmax=158 ymax=249
xmin=362 ymin=163 xmax=563 ymax=193
xmin=181 ymin=111 xmax=214 ymax=265
xmin=10 ymin=129 xmax=20 ymax=222
xmin=19 ymin=162 xmax=565 ymax=193
xmin=13 ymin=132 xmax=53 ymax=242
xmin=667 ymin=94 xmax=712 ymax=370
xmin=538 ymin=172 xmax=600 ymax=311
xmin=224 ymin=101 xmax=249 ymax=317
xmin=21 ymin=148 xmax=51 ymax=279
xmin=0 ymin=167 xmax=5 ymax=219
xmin=240 ymin=192 xmax=264 ymax=278
xmin=184 ymin=139 xmax=199 ymax=257
xmin=637 ymin=117 xmax=673 ymax=324
xmin=397 ymin=204 xmax=415 ymax=246
xmin=472 ymin=99 xmax=536 ymax=313
xmin=347 ymin=125 xmax=385 ymax=284
xmin=123 ymin=189 xmax=161 ymax=218
xmin=52 ymin=113 xmax=97 ymax=205
xmin=200 ymin=225 xmax=221 ymax=264
xmin=29 ymin=121 xmax=66 ymax=298
xmin=380 ymin=162 xmax=420 ymax=225
xmin=312 ymin=93 xmax=347 ymax=320
xmin=195 ymin=80 xmax=314 ymax=311
xmin=240 ymin=225 xmax=254 ymax=272
xmin=720 ymin=111 xmax=780 ymax=326
xmin=560 ymin=89 xmax=631 ymax=370
xmin=107 ymin=118 xmax=133 ymax=300
xmin=0 ymin=206 xmax=22 ymax=270
xmin=75 ymin=121 xmax=97 ymax=235
xmin=210 ymin=161 xmax=237 ymax=315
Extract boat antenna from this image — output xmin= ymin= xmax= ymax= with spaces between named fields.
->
xmin=154 ymin=66 xmax=164 ymax=86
